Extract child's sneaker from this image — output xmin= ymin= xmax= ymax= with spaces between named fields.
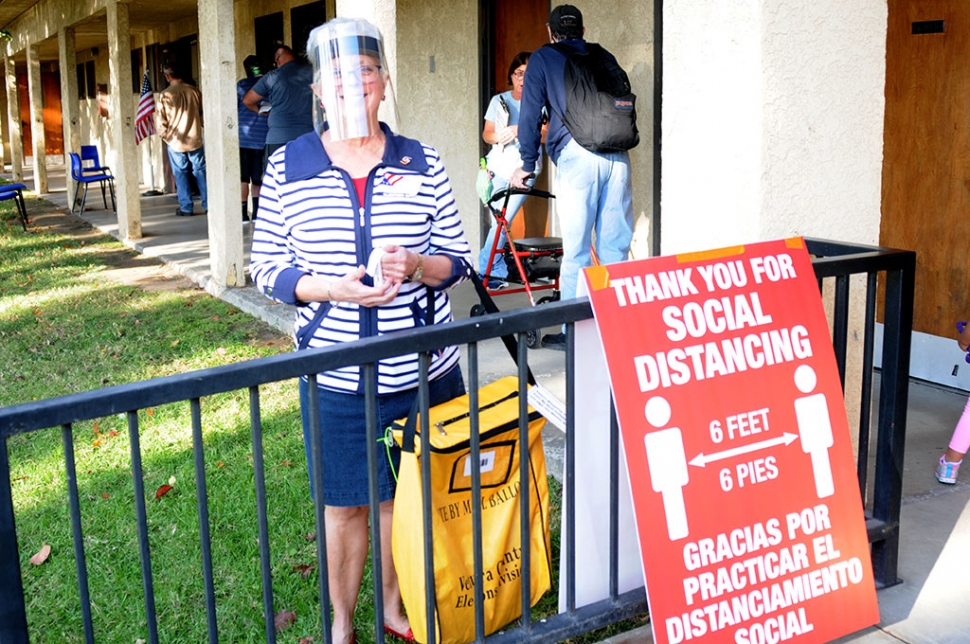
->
xmin=936 ymin=456 xmax=962 ymax=484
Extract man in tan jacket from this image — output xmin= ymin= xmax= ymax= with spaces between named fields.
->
xmin=158 ymin=65 xmax=207 ymax=216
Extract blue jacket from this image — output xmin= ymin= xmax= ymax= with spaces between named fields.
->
xmin=518 ymin=39 xmax=625 ymax=171
xmin=518 ymin=39 xmax=584 ymax=172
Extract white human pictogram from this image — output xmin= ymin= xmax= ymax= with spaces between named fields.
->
xmin=794 ymin=364 xmax=835 ymax=498
xmin=643 ymin=396 xmax=690 ymax=540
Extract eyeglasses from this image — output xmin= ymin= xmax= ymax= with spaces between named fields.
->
xmin=333 ymin=64 xmax=382 ymax=81
xmin=512 ymin=69 xmax=526 ymax=79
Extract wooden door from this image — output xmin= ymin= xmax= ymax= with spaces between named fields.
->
xmin=488 ymin=0 xmax=550 ymax=240
xmin=17 ymin=71 xmax=63 ymax=157
xmin=881 ymin=1 xmax=970 ymax=337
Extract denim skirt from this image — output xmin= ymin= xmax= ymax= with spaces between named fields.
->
xmin=299 ymin=367 xmax=466 ymax=507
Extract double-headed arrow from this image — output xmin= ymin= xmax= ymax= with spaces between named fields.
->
xmin=689 ymin=432 xmax=798 ymax=468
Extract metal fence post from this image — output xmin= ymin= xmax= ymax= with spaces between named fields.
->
xmin=0 ymin=437 xmax=29 ymax=644
xmin=871 ymin=256 xmax=916 ymax=587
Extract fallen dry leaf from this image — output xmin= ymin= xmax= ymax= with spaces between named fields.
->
xmin=147 ymin=408 xmax=155 ymax=416
xmin=154 ymin=484 xmax=173 ymax=500
xmin=101 ymin=493 xmax=109 ymax=499
xmin=217 ymin=461 xmax=225 ymax=468
xmin=299 ymin=637 xmax=315 ymax=644
xmin=29 ymin=544 xmax=51 ymax=566
xmin=292 ymin=564 xmax=314 ymax=579
xmin=281 ymin=460 xmax=292 ymax=466
xmin=274 ymin=610 xmax=297 ymax=632
xmin=304 ymin=532 xmax=316 ymax=542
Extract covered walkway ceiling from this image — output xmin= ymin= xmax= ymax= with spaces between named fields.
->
xmin=0 ymin=0 xmax=201 ymax=62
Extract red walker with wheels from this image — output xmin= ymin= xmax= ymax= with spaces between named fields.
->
xmin=475 ymin=186 xmax=562 ymax=347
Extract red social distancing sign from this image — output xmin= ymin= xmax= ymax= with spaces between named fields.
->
xmin=582 ymin=238 xmax=879 ymax=644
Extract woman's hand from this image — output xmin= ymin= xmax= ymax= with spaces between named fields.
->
xmin=334 ymin=266 xmax=401 ymax=307
xmin=380 ymin=245 xmax=455 ymax=288
xmin=495 ymin=125 xmax=518 ymax=146
xmin=483 ymin=120 xmax=518 ymax=146
xmin=296 ymin=268 xmax=400 ymax=308
xmin=379 ymin=245 xmax=418 ymax=284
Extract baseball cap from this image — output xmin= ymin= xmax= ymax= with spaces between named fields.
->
xmin=548 ymin=5 xmax=583 ymax=32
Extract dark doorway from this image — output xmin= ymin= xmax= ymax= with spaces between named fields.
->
xmin=291 ymin=2 xmax=327 ymax=57
xmin=159 ymin=34 xmax=199 ymax=85
xmin=255 ymin=12 xmax=284 ymax=74
xmin=481 ymin=0 xmax=550 ymax=240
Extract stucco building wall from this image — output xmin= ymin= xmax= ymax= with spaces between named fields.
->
xmin=393 ymin=0 xmax=480 ymax=250
xmin=582 ymin=2 xmax=655 ymax=260
xmin=663 ymin=0 xmax=886 ymax=254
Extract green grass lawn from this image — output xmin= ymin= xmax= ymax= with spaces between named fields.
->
xmin=0 ymin=197 xmax=645 ymax=643
xmin=0 ymin=198 xmax=331 ymax=642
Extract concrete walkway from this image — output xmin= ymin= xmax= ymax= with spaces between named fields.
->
xmin=14 ymin=164 xmax=970 ymax=644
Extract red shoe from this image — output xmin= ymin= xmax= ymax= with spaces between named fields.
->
xmin=384 ymin=624 xmax=415 ymax=643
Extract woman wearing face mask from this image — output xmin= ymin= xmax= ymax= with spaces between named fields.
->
xmin=478 ymin=52 xmax=548 ymax=286
xmin=250 ymin=18 xmax=473 ymax=644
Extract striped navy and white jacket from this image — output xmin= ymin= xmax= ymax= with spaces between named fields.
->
xmin=250 ymin=124 xmax=474 ymax=395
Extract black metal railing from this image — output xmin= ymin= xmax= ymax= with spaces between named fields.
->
xmin=0 ymin=238 xmax=915 ymax=643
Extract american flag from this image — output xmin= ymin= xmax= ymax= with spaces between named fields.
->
xmin=134 ymin=71 xmax=156 ymax=145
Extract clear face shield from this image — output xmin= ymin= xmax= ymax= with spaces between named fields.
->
xmin=307 ymin=18 xmax=399 ymax=141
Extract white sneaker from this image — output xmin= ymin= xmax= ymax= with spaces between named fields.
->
xmin=936 ymin=456 xmax=962 ymax=484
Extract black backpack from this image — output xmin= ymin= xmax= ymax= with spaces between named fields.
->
xmin=547 ymin=42 xmax=639 ymax=153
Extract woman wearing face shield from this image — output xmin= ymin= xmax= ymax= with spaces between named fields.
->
xmin=249 ymin=18 xmax=473 ymax=644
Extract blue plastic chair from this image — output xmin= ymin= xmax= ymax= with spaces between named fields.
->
xmin=80 ymin=145 xmax=111 ymax=175
xmin=69 ymin=152 xmax=115 ymax=214
xmin=0 ymin=183 xmax=28 ymax=231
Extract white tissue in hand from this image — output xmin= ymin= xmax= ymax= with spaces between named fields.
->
xmin=366 ymin=248 xmax=386 ymax=287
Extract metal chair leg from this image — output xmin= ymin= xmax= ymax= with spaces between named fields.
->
xmin=16 ymin=191 xmax=27 ymax=231
xmin=78 ymin=184 xmax=88 ymax=215
xmin=71 ymin=182 xmax=81 ymax=215
xmin=100 ymin=180 xmax=108 ymax=209
xmin=108 ymin=179 xmax=116 ymax=212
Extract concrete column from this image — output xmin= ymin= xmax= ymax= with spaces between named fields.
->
xmin=199 ymin=0 xmax=245 ymax=290
xmin=0 ymin=77 xmax=8 ymax=170
xmin=5 ymin=56 xmax=23 ymax=183
xmin=59 ymin=27 xmax=81 ymax=203
xmin=106 ymin=0 xmax=142 ymax=240
xmin=25 ymin=44 xmax=46 ymax=193
xmin=662 ymin=0 xmax=886 ymax=254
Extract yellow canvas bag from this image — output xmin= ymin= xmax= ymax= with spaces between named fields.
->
xmin=391 ymin=376 xmax=552 ymax=644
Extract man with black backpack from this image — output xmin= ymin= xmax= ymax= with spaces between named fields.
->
xmin=511 ymin=4 xmax=637 ymax=351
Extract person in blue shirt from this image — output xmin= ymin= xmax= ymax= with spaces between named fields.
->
xmin=237 ymin=55 xmax=269 ymax=223
xmin=242 ymin=45 xmax=314 ymax=173
xmin=478 ymin=51 xmax=547 ymax=286
xmin=510 ymin=4 xmax=635 ymax=350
